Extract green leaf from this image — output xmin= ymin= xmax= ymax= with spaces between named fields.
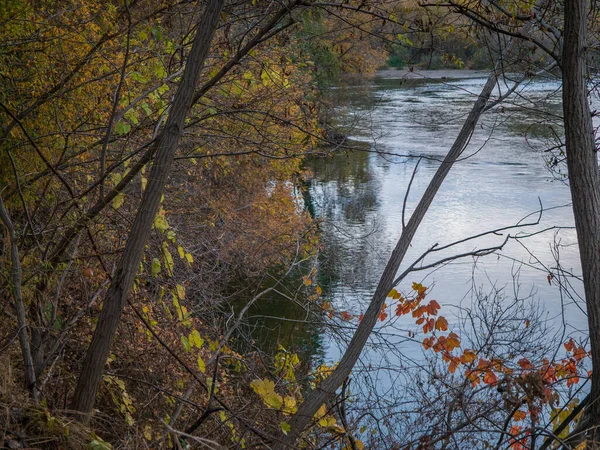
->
xmin=181 ymin=335 xmax=191 ymax=352
xmin=88 ymin=438 xmax=112 ymax=450
xmin=163 ymin=243 xmax=174 ymax=276
xmin=112 ymin=193 xmax=125 ymax=209
xmin=151 ymin=258 xmax=161 ymax=277
xmin=280 ymin=421 xmax=291 ymax=435
xmin=154 ymin=209 xmax=169 ymax=232
xmin=142 ymin=102 xmax=152 ymax=116
xmin=114 ymin=121 xmax=131 ymax=136
xmin=124 ymin=108 xmax=139 ymax=125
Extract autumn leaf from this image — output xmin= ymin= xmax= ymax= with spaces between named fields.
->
xmin=378 ymin=303 xmax=388 ymax=321
xmin=483 ymin=371 xmax=498 ymax=385
xmin=460 ymin=349 xmax=477 ymax=364
xmin=518 ymin=358 xmax=534 ymax=370
xmin=446 ymin=332 xmax=461 ymax=351
xmin=423 ymin=317 xmax=435 ymax=333
xmin=513 ymin=410 xmax=527 ymax=422
xmin=340 ymin=311 xmax=353 ymax=321
xmin=435 ymin=316 xmax=448 ymax=331
xmin=564 ymin=338 xmax=576 ymax=352
xmin=412 ymin=282 xmax=426 ymax=295
xmin=314 ymin=404 xmax=327 ymax=419
xmin=250 ymin=378 xmax=283 ymax=409
xmin=388 ymin=288 xmax=402 ymax=300
xmin=197 ymin=356 xmax=206 ymax=373
xmin=423 ymin=337 xmax=435 ymax=350
xmin=573 ymin=347 xmax=587 ymax=361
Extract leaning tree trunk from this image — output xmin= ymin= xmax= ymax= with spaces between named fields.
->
xmin=562 ymin=0 xmax=600 ymax=432
xmin=71 ymin=0 xmax=225 ymax=417
xmin=275 ymin=70 xmax=500 ymax=448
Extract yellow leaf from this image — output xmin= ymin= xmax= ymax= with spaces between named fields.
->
xmin=250 ymin=378 xmax=283 ymax=409
xmin=283 ymin=396 xmax=297 ymax=414
xmin=112 ymin=193 xmax=125 ymax=209
xmin=314 ymin=404 xmax=327 ymax=419
xmin=189 ymin=329 xmax=204 ymax=348
xmin=318 ymin=415 xmax=337 ymax=428
xmin=197 ymin=356 xmax=206 ymax=373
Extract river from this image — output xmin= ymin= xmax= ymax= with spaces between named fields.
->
xmin=304 ymin=71 xmax=590 ymax=441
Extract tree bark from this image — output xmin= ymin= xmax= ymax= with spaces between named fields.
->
xmin=0 ymin=195 xmax=38 ymax=401
xmin=71 ymin=0 xmax=225 ymax=418
xmin=276 ymin=70 xmax=500 ymax=447
xmin=562 ymin=0 xmax=600 ymax=431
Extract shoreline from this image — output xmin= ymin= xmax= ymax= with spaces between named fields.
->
xmin=375 ymin=68 xmax=491 ymax=80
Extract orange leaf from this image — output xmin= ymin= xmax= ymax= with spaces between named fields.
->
xmin=460 ymin=349 xmax=477 ymax=364
xmin=423 ymin=318 xmax=435 ymax=333
xmin=483 ymin=371 xmax=498 ymax=385
xmin=446 ymin=332 xmax=461 ymax=351
xmin=573 ymin=347 xmax=587 ymax=361
xmin=564 ymin=339 xmax=576 ymax=352
xmin=517 ymin=358 xmax=534 ymax=370
xmin=340 ymin=311 xmax=353 ymax=321
xmin=423 ymin=337 xmax=435 ymax=350
xmin=435 ymin=316 xmax=448 ymax=331
xmin=448 ymin=359 xmax=458 ymax=373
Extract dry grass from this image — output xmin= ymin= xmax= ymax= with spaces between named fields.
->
xmin=0 ymin=355 xmax=108 ymax=450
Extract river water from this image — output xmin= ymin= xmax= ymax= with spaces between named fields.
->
xmin=306 ymin=72 xmax=590 ymax=421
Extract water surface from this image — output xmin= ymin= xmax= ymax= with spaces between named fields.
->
xmin=308 ymin=73 xmax=588 ymax=375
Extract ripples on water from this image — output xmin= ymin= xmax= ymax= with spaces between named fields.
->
xmin=307 ymin=74 xmax=589 ymax=435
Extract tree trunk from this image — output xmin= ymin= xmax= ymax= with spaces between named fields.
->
xmin=71 ymin=0 xmax=225 ymax=418
xmin=276 ymin=70 xmax=500 ymax=447
xmin=0 ymin=195 xmax=38 ymax=401
xmin=562 ymin=0 xmax=600 ymax=432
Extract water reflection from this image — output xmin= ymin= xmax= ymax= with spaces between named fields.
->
xmin=309 ymin=73 xmax=587 ymax=369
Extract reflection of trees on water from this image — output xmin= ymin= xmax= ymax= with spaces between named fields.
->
xmin=306 ymin=147 xmax=390 ymax=306
xmin=228 ymin=273 xmax=326 ymax=370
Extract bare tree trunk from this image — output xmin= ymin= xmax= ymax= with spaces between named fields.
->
xmin=562 ymin=0 xmax=600 ymax=432
xmin=0 ymin=195 xmax=38 ymax=401
xmin=71 ymin=0 xmax=225 ymax=418
xmin=276 ymin=70 xmax=500 ymax=447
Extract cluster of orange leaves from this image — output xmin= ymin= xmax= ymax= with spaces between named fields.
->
xmin=340 ymin=283 xmax=591 ymax=450
xmin=348 ymin=283 xmax=589 ymax=399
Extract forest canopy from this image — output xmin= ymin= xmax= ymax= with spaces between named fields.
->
xmin=2 ymin=0 xmax=600 ymax=449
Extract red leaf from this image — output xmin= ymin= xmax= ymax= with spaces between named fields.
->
xmin=518 ymin=358 xmax=534 ymax=370
xmin=483 ymin=371 xmax=498 ymax=385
